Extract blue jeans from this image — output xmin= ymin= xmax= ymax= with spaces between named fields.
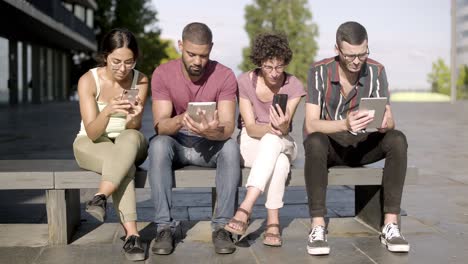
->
xmin=148 ymin=133 xmax=241 ymax=230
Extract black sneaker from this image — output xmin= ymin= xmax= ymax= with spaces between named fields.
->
xmin=307 ymin=225 xmax=330 ymax=255
xmin=85 ymin=194 xmax=107 ymax=222
xmin=212 ymin=228 xmax=236 ymax=254
xmin=123 ymin=235 xmax=145 ymax=261
xmin=151 ymin=227 xmax=174 ymax=255
xmin=380 ymin=223 xmax=410 ymax=252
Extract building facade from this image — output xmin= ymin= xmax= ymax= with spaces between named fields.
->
xmin=457 ymin=0 xmax=468 ymax=69
xmin=0 ymin=0 xmax=97 ymax=105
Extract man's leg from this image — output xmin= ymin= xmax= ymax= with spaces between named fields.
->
xmin=212 ymin=138 xmax=240 ymax=254
xmin=303 ymin=132 xmax=334 ymax=255
xmin=187 ymin=137 xmax=240 ymax=254
xmin=353 ymin=130 xmax=410 ymax=252
xmin=212 ymin=138 xmax=241 ymax=228
xmin=147 ymin=135 xmax=182 ymax=255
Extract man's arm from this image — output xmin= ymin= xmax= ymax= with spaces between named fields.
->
xmin=152 ymin=99 xmax=184 ymax=135
xmin=304 ymin=103 xmax=347 ymax=135
xmin=304 ymin=103 xmax=374 ymax=135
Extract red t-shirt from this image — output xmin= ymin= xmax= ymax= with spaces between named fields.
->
xmin=151 ymin=59 xmax=238 ymax=117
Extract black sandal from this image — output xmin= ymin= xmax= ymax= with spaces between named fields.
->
xmin=123 ymin=235 xmax=145 ymax=261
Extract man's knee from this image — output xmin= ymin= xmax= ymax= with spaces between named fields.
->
xmin=382 ymin=130 xmax=408 ymax=152
xmin=219 ymin=138 xmax=240 ymax=158
xmin=303 ymin=132 xmax=329 ymax=155
xmin=148 ymin=135 xmax=174 ymax=158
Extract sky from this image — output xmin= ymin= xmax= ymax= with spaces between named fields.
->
xmin=151 ymin=0 xmax=451 ymax=91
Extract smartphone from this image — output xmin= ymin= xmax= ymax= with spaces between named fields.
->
xmin=272 ymin=94 xmax=288 ymax=115
xmin=187 ymin=102 xmax=216 ymax=123
xmin=121 ymin=89 xmax=139 ymax=103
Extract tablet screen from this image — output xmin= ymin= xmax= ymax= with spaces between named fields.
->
xmin=358 ymin=97 xmax=388 ymax=130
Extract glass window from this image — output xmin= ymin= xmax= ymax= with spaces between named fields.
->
xmin=74 ymin=5 xmax=85 ymax=22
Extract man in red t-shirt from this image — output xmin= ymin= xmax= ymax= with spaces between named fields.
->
xmin=148 ymin=22 xmax=240 ymax=255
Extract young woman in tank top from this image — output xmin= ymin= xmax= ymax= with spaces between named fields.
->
xmin=73 ymin=28 xmax=148 ymax=261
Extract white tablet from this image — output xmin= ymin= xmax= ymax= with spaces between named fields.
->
xmin=187 ymin=102 xmax=216 ymax=123
xmin=358 ymin=97 xmax=388 ymax=130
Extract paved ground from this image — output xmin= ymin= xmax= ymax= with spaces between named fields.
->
xmin=0 ymin=99 xmax=467 ymax=263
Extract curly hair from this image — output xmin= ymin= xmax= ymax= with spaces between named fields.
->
xmin=249 ymin=33 xmax=292 ymax=67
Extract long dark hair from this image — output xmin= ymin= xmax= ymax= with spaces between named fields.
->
xmin=97 ymin=28 xmax=139 ymax=66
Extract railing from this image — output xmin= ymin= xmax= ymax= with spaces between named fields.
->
xmin=25 ymin=0 xmax=95 ymax=42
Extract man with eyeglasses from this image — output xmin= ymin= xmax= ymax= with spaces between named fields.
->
xmin=147 ymin=22 xmax=240 ymax=255
xmin=303 ymin=21 xmax=410 ymax=255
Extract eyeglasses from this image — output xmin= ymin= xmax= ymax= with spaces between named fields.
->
xmin=261 ymin=64 xmax=286 ymax=73
xmin=337 ymin=46 xmax=370 ymax=62
xmin=109 ymin=59 xmax=136 ymax=70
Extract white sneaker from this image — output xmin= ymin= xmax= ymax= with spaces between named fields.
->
xmin=380 ymin=223 xmax=410 ymax=252
xmin=307 ymin=225 xmax=330 ymax=255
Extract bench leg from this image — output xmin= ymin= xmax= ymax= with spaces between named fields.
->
xmin=46 ymin=189 xmax=80 ymax=245
xmin=355 ymin=185 xmax=383 ymax=231
xmin=355 ymin=186 xmax=402 ymax=232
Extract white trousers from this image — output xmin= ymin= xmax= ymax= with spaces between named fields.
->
xmin=239 ymin=129 xmax=298 ymax=209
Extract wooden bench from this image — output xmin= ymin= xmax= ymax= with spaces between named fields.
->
xmin=0 ymin=159 xmax=418 ymax=245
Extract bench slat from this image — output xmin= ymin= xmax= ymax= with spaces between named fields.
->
xmin=54 ymin=166 xmax=418 ymax=189
xmin=0 ymin=160 xmax=417 ymax=189
xmin=0 ymin=172 xmax=54 ymax=189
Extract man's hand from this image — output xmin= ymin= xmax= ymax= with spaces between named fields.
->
xmin=346 ymin=110 xmax=374 ymax=132
xmin=269 ymin=104 xmax=290 ymax=135
xmin=377 ymin=105 xmax=393 ymax=133
xmin=183 ymin=110 xmax=224 ymax=139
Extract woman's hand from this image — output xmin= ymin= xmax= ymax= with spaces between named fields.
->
xmin=269 ymin=104 xmax=290 ymax=135
xmin=126 ymin=95 xmax=143 ymax=122
xmin=104 ymin=95 xmax=131 ymax=117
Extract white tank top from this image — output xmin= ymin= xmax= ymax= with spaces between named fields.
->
xmin=77 ymin=68 xmax=140 ymax=138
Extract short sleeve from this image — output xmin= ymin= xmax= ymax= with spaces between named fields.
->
xmin=237 ymin=72 xmax=251 ymax=100
xmin=218 ymin=69 xmax=238 ymax=101
xmin=286 ymin=76 xmax=306 ymax=100
xmin=151 ymin=66 xmax=170 ymax=101
xmin=373 ymin=67 xmax=390 ymax=103
xmin=306 ymin=65 xmax=323 ymax=105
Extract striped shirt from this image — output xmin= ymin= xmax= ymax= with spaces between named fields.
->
xmin=306 ymin=56 xmax=389 ymax=121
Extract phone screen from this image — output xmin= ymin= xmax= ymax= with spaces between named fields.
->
xmin=121 ymin=89 xmax=139 ymax=103
xmin=272 ymin=94 xmax=288 ymax=115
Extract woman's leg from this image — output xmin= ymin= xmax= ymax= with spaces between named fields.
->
xmin=227 ymin=132 xmax=286 ymax=231
xmin=111 ymin=130 xmax=148 ymax=236
xmin=263 ymin=153 xmax=291 ymax=244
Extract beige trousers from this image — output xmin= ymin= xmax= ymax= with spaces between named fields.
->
xmin=239 ymin=129 xmax=297 ymax=209
xmin=73 ymin=129 xmax=148 ymax=223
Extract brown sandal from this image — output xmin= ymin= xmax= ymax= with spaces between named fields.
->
xmin=224 ymin=208 xmax=250 ymax=235
xmin=263 ymin=224 xmax=282 ymax=247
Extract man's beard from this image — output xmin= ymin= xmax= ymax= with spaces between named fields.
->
xmin=183 ymin=60 xmax=204 ymax=77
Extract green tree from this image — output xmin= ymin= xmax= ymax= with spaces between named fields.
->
xmin=427 ymin=58 xmax=450 ymax=95
xmin=427 ymin=59 xmax=468 ymax=99
xmin=457 ymin=65 xmax=468 ymax=99
xmin=240 ymin=0 xmax=319 ymax=83
xmin=94 ymin=0 xmax=178 ymax=76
